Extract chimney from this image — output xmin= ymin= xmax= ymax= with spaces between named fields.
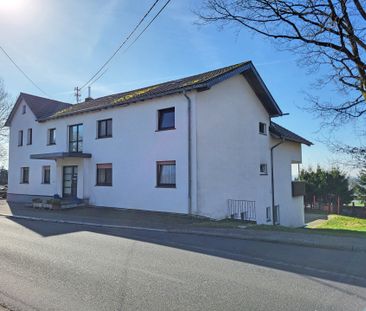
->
xmin=85 ymin=86 xmax=93 ymax=102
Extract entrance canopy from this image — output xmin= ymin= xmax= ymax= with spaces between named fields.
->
xmin=30 ymin=152 xmax=92 ymax=160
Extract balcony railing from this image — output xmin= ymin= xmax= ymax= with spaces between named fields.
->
xmin=228 ymin=199 xmax=256 ymax=222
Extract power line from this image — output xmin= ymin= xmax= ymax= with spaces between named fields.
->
xmin=79 ymin=0 xmax=162 ymax=91
xmin=123 ymin=0 xmax=171 ymax=54
xmin=0 ymin=45 xmax=49 ymax=96
xmin=89 ymin=67 xmax=109 ymax=87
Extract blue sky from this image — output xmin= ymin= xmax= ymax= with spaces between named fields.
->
xmin=0 ymin=0 xmax=364 ymax=174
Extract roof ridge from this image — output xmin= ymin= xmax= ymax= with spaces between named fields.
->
xmin=72 ymin=60 xmax=251 ymax=105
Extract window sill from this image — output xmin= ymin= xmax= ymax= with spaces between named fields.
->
xmin=259 ymin=132 xmax=267 ymax=136
xmin=47 ymin=143 xmax=56 ymax=146
xmin=155 ymin=128 xmax=176 ymax=132
xmin=41 ymin=183 xmax=51 ymax=185
xmin=95 ymin=184 xmax=112 ymax=187
xmin=156 ymin=185 xmax=176 ymax=188
xmin=260 ymin=173 xmax=268 ymax=176
xmin=96 ymin=136 xmax=113 ymax=140
xmin=20 ymin=182 xmax=29 ymax=184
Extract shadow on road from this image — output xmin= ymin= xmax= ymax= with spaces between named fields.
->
xmin=6 ymin=213 xmax=366 ymax=292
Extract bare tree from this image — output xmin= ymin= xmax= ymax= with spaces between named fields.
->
xmin=197 ymin=0 xmax=366 ymax=125
xmin=0 ymin=79 xmax=11 ymax=164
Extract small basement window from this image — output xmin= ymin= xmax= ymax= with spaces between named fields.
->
xmin=259 ymin=122 xmax=267 ymax=135
xmin=157 ymin=161 xmax=176 ymax=188
xmin=260 ymin=163 xmax=268 ymax=175
xmin=266 ymin=207 xmax=271 ymax=222
xmin=158 ymin=107 xmax=175 ymax=131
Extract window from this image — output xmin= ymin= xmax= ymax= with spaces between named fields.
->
xmin=20 ymin=167 xmax=29 ymax=184
xmin=96 ymin=163 xmax=112 ymax=186
xmin=69 ymin=124 xmax=83 ymax=152
xmin=22 ymin=105 xmax=26 ymax=114
xmin=48 ymin=128 xmax=56 ymax=145
xmin=27 ymin=128 xmax=32 ymax=145
xmin=266 ymin=207 xmax=271 ymax=222
xmin=260 ymin=163 xmax=268 ymax=175
xmin=97 ymin=119 xmax=112 ymax=138
xmin=18 ymin=130 xmax=23 ymax=146
xmin=42 ymin=166 xmax=50 ymax=184
xmin=158 ymin=107 xmax=175 ymax=131
xmin=157 ymin=161 xmax=176 ymax=188
xmin=259 ymin=122 xmax=267 ymax=135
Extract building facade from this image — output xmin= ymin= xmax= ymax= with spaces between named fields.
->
xmin=6 ymin=61 xmax=312 ymax=227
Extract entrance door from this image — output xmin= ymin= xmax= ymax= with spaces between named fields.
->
xmin=63 ymin=166 xmax=78 ymax=198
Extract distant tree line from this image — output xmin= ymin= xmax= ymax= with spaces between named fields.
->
xmin=299 ymin=166 xmax=353 ymax=207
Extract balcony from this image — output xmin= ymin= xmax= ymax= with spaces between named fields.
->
xmin=292 ymin=181 xmax=306 ymax=197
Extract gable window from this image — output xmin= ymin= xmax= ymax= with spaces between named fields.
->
xmin=20 ymin=167 xmax=29 ymax=184
xmin=69 ymin=124 xmax=83 ymax=152
xmin=18 ymin=130 xmax=23 ymax=146
xmin=22 ymin=105 xmax=26 ymax=114
xmin=260 ymin=163 xmax=268 ymax=175
xmin=48 ymin=128 xmax=56 ymax=145
xmin=158 ymin=107 xmax=175 ymax=131
xmin=96 ymin=163 xmax=112 ymax=186
xmin=259 ymin=122 xmax=267 ymax=135
xmin=157 ymin=161 xmax=176 ymax=188
xmin=97 ymin=119 xmax=112 ymax=138
xmin=27 ymin=128 xmax=32 ymax=145
xmin=42 ymin=166 xmax=50 ymax=184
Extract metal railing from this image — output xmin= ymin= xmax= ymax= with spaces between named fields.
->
xmin=228 ymin=199 xmax=256 ymax=222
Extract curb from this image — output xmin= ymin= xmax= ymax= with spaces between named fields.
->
xmin=169 ymin=229 xmax=366 ymax=253
xmin=1 ymin=213 xmax=365 ymax=253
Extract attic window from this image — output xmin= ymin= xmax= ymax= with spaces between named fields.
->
xmin=260 ymin=163 xmax=268 ymax=175
xmin=22 ymin=105 xmax=26 ymax=114
xmin=259 ymin=122 xmax=267 ymax=135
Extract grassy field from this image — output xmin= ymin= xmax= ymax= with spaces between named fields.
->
xmin=195 ymin=215 xmax=366 ymax=238
xmin=312 ymin=215 xmax=366 ymax=233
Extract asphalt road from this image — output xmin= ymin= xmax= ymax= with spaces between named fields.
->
xmin=0 ymin=216 xmax=365 ymax=311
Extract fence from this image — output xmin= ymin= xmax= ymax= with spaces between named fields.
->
xmin=228 ymin=199 xmax=256 ymax=222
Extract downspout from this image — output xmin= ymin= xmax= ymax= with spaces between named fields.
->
xmin=270 ymin=139 xmax=284 ymax=225
xmin=183 ymin=91 xmax=192 ymax=215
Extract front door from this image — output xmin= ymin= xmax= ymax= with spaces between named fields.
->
xmin=63 ymin=166 xmax=78 ymax=198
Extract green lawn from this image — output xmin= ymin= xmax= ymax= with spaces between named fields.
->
xmin=313 ymin=215 xmax=366 ymax=232
xmin=192 ymin=215 xmax=366 ymax=238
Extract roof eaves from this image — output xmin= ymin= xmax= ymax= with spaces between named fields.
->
xmin=38 ymin=86 xmax=202 ymax=122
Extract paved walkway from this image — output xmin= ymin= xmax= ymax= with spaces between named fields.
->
xmin=0 ymin=200 xmax=365 ymax=253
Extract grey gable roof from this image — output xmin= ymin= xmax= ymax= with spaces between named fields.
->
xmin=38 ymin=61 xmax=283 ymax=121
xmin=269 ymin=121 xmax=313 ymax=146
xmin=5 ymin=93 xmax=72 ymax=126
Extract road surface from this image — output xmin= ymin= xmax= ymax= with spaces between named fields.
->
xmin=0 ymin=216 xmax=365 ymax=311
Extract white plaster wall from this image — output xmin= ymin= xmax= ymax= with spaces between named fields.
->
xmin=8 ymin=78 xmax=306 ymax=225
xmin=8 ymin=94 xmax=190 ymax=214
xmin=272 ymin=140 xmax=305 ymax=227
xmin=8 ymin=99 xmax=57 ymax=198
xmin=195 ymin=75 xmax=273 ymax=223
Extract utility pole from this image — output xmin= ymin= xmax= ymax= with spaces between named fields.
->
xmin=74 ymin=87 xmax=81 ymax=103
